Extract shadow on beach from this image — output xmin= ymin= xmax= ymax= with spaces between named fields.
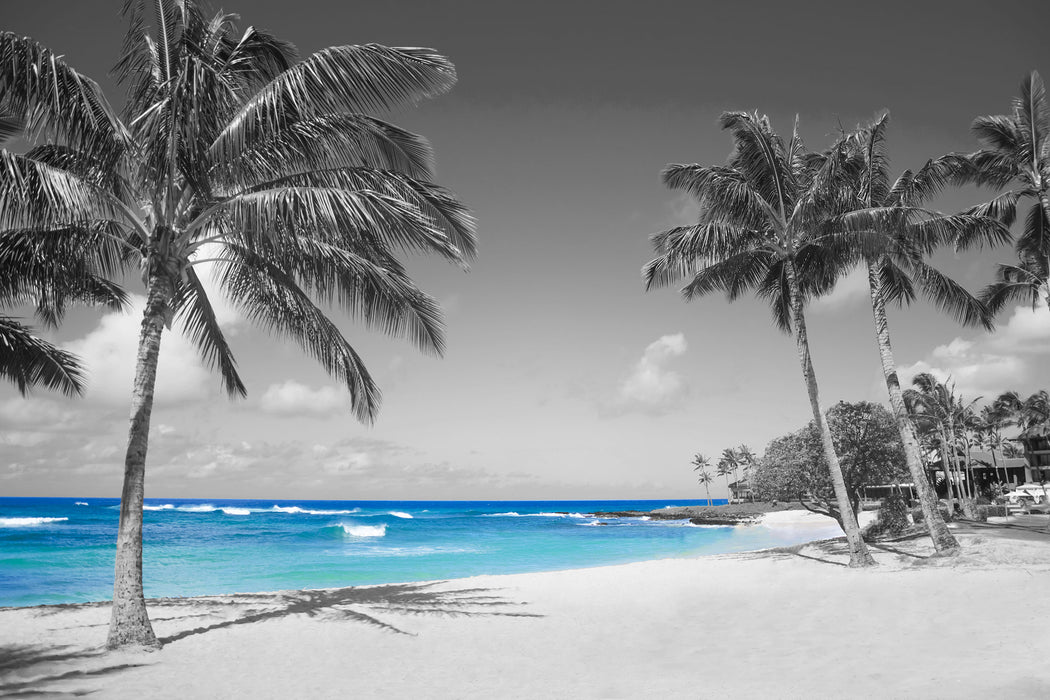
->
xmin=0 ymin=581 xmax=539 ymax=697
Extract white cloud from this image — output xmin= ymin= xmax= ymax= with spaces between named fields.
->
xmin=63 ymin=295 xmax=213 ymax=406
xmin=259 ymin=380 xmax=344 ymax=416
xmin=614 ymin=333 xmax=689 ymax=415
xmin=811 ymin=267 xmax=870 ymax=312
xmin=898 ymin=304 xmax=1050 ymax=400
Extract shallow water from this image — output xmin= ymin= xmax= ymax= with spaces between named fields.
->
xmin=0 ymin=497 xmax=842 ymax=607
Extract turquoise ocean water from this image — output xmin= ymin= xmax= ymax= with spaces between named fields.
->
xmin=0 ymin=497 xmax=838 ymax=608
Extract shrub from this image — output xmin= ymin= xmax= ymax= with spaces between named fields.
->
xmin=911 ymin=500 xmax=952 ymax=523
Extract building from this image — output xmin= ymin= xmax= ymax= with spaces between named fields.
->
xmin=1017 ymin=423 xmax=1050 ymax=483
xmin=728 ymin=478 xmax=753 ymax=503
xmin=924 ymin=449 xmax=1029 ymax=498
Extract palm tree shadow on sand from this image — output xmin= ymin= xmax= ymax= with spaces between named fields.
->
xmin=0 ymin=582 xmax=540 ymax=697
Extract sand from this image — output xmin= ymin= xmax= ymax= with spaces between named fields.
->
xmin=3 ymin=511 xmax=1049 ymax=699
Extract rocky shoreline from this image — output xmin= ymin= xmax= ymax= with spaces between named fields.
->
xmin=590 ymin=502 xmax=804 ymax=527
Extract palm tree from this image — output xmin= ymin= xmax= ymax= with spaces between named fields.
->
xmin=834 ymin=115 xmax=1009 ymax=554
xmin=979 ymin=404 xmax=1013 ymax=487
xmin=735 ymin=444 xmax=756 ymax=501
xmin=645 ymin=112 xmax=875 ymax=567
xmin=693 ymin=453 xmax=714 ymax=504
xmin=715 ymin=458 xmax=733 ymax=499
xmin=904 ymin=374 xmax=978 ymax=518
xmin=995 ymin=390 xmax=1050 ymax=431
xmin=0 ymin=2 xmax=474 ymax=649
xmin=964 ymin=71 xmax=1050 ymax=313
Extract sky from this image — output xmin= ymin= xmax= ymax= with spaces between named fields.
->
xmin=2 ymin=0 xmax=1049 ymax=500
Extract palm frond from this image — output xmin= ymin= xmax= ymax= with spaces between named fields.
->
xmin=755 ymin=258 xmax=792 ymax=333
xmin=1016 ymin=71 xmax=1049 ymax=164
xmin=718 ymin=111 xmax=794 ymax=221
xmin=661 ymin=163 xmax=776 ymax=229
xmin=1016 ymin=201 xmax=1050 ymax=260
xmin=979 ymin=261 xmax=1045 ymax=314
xmin=0 ymin=151 xmax=124 ymax=232
xmin=171 ymin=266 xmax=246 ymax=397
xmin=211 ymin=44 xmax=457 ymax=162
xmin=913 ymin=261 xmax=994 ymax=330
xmin=227 ymin=235 xmax=447 ymax=356
xmin=0 ymin=315 xmax=84 ymax=396
xmin=220 ymin=252 xmax=381 ymax=422
xmin=200 ymin=187 xmax=461 ymax=261
xmin=0 ymin=32 xmax=129 ymax=158
xmin=964 ymin=189 xmax=1023 ymax=227
xmin=875 ymin=259 xmax=916 ymax=308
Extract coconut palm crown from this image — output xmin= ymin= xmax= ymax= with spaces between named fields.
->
xmin=644 ymin=111 xmax=876 ymax=567
xmin=964 ymin=71 xmax=1050 ymax=312
xmin=0 ymin=1 xmax=475 ymax=649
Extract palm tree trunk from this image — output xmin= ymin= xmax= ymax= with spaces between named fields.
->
xmin=866 ymin=263 xmax=958 ymax=554
xmin=786 ymin=262 xmax=874 ymax=567
xmin=939 ymin=434 xmax=957 ymax=513
xmin=107 ymin=274 xmax=173 ymax=650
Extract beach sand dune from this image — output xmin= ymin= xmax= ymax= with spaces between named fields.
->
xmin=3 ymin=518 xmax=1049 ymax=699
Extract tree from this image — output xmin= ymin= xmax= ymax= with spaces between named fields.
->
xmin=644 ymin=112 xmax=875 ymax=566
xmin=753 ymin=401 xmax=908 ymax=527
xmin=735 ymin=444 xmax=756 ymax=501
xmin=994 ymin=389 xmax=1050 ymax=432
xmin=964 ymin=71 xmax=1050 ymax=314
xmin=904 ymin=374 xmax=979 ymax=518
xmin=834 ymin=114 xmax=1008 ymax=554
xmin=692 ymin=453 xmax=714 ymax=504
xmin=715 ymin=457 xmax=733 ymax=496
xmin=0 ymin=3 xmax=474 ymax=649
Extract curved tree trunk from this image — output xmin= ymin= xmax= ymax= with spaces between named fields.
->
xmin=786 ymin=262 xmax=875 ymax=567
xmin=867 ymin=263 xmax=958 ymax=554
xmin=107 ymin=274 xmax=173 ymax=650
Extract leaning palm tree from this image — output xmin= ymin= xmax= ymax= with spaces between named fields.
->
xmin=995 ymin=389 xmax=1050 ymax=432
xmin=833 ymin=114 xmax=1008 ymax=553
xmin=964 ymin=71 xmax=1050 ymax=313
xmin=645 ymin=112 xmax=875 ymax=567
xmin=0 ymin=2 xmax=474 ymax=649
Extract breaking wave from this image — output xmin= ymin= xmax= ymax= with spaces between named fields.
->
xmin=0 ymin=517 xmax=68 ymax=527
xmin=271 ymin=505 xmax=360 ymax=515
xmin=388 ymin=511 xmax=413 ymax=519
xmin=339 ymin=523 xmax=386 ymax=538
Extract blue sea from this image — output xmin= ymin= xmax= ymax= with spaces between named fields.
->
xmin=0 ymin=497 xmax=839 ymax=608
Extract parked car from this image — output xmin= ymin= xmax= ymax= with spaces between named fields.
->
xmin=1004 ymin=484 xmax=1050 ymax=505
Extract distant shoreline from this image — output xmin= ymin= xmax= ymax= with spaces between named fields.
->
xmin=591 ymin=501 xmax=805 ymax=526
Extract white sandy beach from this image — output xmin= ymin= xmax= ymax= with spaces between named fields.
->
xmin=3 ymin=511 xmax=1049 ymax=699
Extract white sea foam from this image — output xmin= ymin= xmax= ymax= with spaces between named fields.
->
xmin=485 ymin=512 xmax=521 ymax=517
xmin=339 ymin=522 xmax=386 ymax=538
xmin=350 ymin=545 xmax=477 ymax=557
xmin=388 ymin=511 xmax=413 ymax=519
xmin=74 ymin=502 xmax=89 ymax=506
xmin=580 ymin=519 xmax=605 ymax=527
xmin=221 ymin=507 xmax=251 ymax=516
xmin=143 ymin=504 xmax=176 ymax=511
xmin=0 ymin=517 xmax=68 ymax=527
xmin=176 ymin=505 xmax=217 ymax=513
xmin=271 ymin=505 xmax=359 ymax=515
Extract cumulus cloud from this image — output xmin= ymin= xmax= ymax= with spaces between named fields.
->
xmin=898 ymin=304 xmax=1050 ymax=399
xmin=811 ymin=267 xmax=870 ymax=312
xmin=63 ymin=296 xmax=213 ymax=405
xmin=613 ymin=333 xmax=689 ymax=415
xmin=259 ymin=380 xmax=344 ymax=416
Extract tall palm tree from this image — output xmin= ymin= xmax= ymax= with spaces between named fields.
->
xmin=645 ymin=112 xmax=875 ymax=567
xmin=0 ymin=2 xmax=474 ymax=649
xmin=978 ymin=404 xmax=1012 ymax=487
xmin=735 ymin=444 xmax=756 ymax=501
xmin=834 ymin=115 xmax=1008 ymax=553
xmin=964 ymin=71 xmax=1050 ymax=313
xmin=693 ymin=453 xmax=714 ymax=504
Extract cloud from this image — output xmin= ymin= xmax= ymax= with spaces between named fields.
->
xmin=259 ymin=380 xmax=344 ymax=416
xmin=613 ymin=333 xmax=689 ymax=415
xmin=898 ymin=304 xmax=1050 ymax=400
xmin=811 ymin=267 xmax=870 ymax=312
xmin=63 ymin=296 xmax=213 ymax=406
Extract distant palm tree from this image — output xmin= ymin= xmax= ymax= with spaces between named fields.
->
xmin=693 ymin=453 xmax=714 ymax=504
xmin=0 ymin=2 xmax=474 ymax=649
xmin=995 ymin=390 xmax=1050 ymax=431
xmin=715 ymin=458 xmax=733 ymax=498
xmin=646 ymin=112 xmax=875 ymax=566
xmin=964 ymin=71 xmax=1050 ymax=313
xmin=978 ymin=404 xmax=1013 ymax=488
xmin=904 ymin=374 xmax=978 ymax=518
xmin=735 ymin=444 xmax=756 ymax=501
xmin=835 ymin=114 xmax=1008 ymax=553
